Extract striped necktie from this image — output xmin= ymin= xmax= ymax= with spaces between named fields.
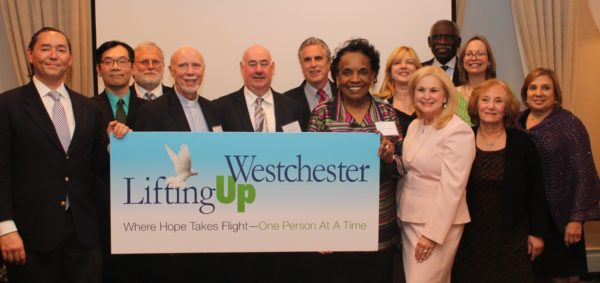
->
xmin=145 ymin=92 xmax=155 ymax=100
xmin=48 ymin=91 xmax=71 ymax=152
xmin=317 ymin=89 xmax=327 ymax=103
xmin=254 ymin=97 xmax=267 ymax=132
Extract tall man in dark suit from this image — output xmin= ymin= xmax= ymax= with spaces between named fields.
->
xmin=132 ymin=46 xmax=224 ymax=283
xmin=93 ymin=41 xmax=145 ymax=128
xmin=215 ymin=44 xmax=305 ymax=131
xmin=131 ymin=42 xmax=172 ymax=100
xmin=284 ymin=37 xmax=337 ymax=125
xmin=421 ymin=20 xmax=462 ymax=86
xmin=0 ymin=27 xmax=128 ymax=283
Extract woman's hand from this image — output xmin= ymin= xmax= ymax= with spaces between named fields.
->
xmin=378 ymin=137 xmax=395 ymax=164
xmin=527 ymin=235 xmax=544 ymax=261
xmin=564 ymin=221 xmax=582 ymax=247
xmin=414 ymin=235 xmax=436 ymax=263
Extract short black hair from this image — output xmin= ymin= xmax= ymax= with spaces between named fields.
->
xmin=330 ymin=38 xmax=380 ymax=84
xmin=28 ymin=27 xmax=72 ymax=52
xmin=27 ymin=27 xmax=72 ymax=77
xmin=96 ymin=40 xmax=135 ymax=63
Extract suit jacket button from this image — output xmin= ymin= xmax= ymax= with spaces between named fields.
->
xmin=66 ymin=155 xmax=70 ymax=160
xmin=65 ymin=176 xmax=69 ymax=182
xmin=60 ymin=201 xmax=66 ymax=207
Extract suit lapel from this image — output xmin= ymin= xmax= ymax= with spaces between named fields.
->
xmin=233 ymin=89 xmax=254 ymax=131
xmin=21 ymin=82 xmax=64 ymax=152
xmin=68 ymin=89 xmax=86 ymax=154
xmin=273 ymin=91 xmax=284 ymax=131
xmin=166 ymin=91 xmax=191 ymax=131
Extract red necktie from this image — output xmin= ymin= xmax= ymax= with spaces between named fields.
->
xmin=317 ymin=89 xmax=327 ymax=103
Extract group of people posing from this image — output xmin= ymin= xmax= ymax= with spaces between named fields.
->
xmin=0 ymin=19 xmax=599 ymax=283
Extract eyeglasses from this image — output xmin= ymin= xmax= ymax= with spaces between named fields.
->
xmin=431 ymin=34 xmax=458 ymax=41
xmin=136 ymin=59 xmax=162 ymax=67
xmin=464 ymin=52 xmax=487 ymax=59
xmin=100 ymin=57 xmax=131 ymax=67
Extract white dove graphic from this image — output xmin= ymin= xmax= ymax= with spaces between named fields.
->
xmin=164 ymin=144 xmax=198 ymax=188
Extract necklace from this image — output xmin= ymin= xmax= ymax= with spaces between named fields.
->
xmin=478 ymin=130 xmax=504 ymax=149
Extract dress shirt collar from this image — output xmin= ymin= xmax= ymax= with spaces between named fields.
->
xmin=33 ymin=76 xmax=68 ymax=100
xmin=303 ymin=80 xmax=332 ymax=99
xmin=244 ymin=86 xmax=273 ymax=106
xmin=175 ymin=90 xmax=199 ymax=107
xmin=135 ymin=82 xmax=164 ymax=98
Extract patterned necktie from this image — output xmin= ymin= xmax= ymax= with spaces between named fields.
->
xmin=317 ymin=89 xmax=327 ymax=103
xmin=48 ymin=91 xmax=71 ymax=152
xmin=254 ymin=97 xmax=267 ymax=132
xmin=116 ymin=99 xmax=127 ymax=123
xmin=145 ymin=92 xmax=155 ymax=100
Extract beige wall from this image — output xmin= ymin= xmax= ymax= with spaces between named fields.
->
xmin=573 ymin=1 xmax=600 ymax=248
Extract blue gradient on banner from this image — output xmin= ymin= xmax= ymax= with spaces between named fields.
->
xmin=110 ymin=132 xmax=380 ymax=252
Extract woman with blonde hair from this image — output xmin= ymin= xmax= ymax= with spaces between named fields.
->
xmin=377 ymin=46 xmax=422 ymax=136
xmin=397 ymin=66 xmax=475 ymax=282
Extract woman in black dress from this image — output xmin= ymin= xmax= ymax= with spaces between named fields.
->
xmin=452 ymin=79 xmax=548 ymax=283
xmin=376 ymin=46 xmax=421 ymax=136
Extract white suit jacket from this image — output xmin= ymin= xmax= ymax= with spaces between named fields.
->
xmin=397 ymin=115 xmax=475 ymax=244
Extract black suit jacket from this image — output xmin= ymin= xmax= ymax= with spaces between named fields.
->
xmin=91 ymin=85 xmax=146 ymax=128
xmin=468 ymin=127 xmax=548 ymax=237
xmin=215 ymin=87 xmax=306 ymax=132
xmin=0 ymin=81 xmax=108 ymax=252
xmin=134 ymin=88 xmax=223 ymax=132
xmin=283 ymin=80 xmax=337 ymax=129
xmin=422 ymin=58 xmax=461 ymax=86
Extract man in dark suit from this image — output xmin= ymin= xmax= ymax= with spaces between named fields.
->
xmin=93 ymin=41 xmax=146 ymax=129
xmin=0 ymin=27 xmax=128 ymax=283
xmin=131 ymin=42 xmax=172 ymax=101
xmin=135 ymin=46 xmax=222 ymax=132
xmin=284 ymin=37 xmax=338 ymax=124
xmin=132 ymin=46 xmax=224 ymax=283
xmin=215 ymin=44 xmax=305 ymax=132
xmin=421 ymin=20 xmax=462 ymax=86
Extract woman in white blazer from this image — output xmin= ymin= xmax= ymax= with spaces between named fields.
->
xmin=397 ymin=66 xmax=476 ymax=283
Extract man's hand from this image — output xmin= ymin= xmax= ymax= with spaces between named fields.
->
xmin=0 ymin=232 xmax=26 ymax=265
xmin=107 ymin=120 xmax=131 ymax=139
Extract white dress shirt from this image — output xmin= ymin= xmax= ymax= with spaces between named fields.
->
xmin=135 ymin=82 xmax=164 ymax=100
xmin=244 ymin=87 xmax=276 ymax=132
xmin=433 ymin=57 xmax=457 ymax=80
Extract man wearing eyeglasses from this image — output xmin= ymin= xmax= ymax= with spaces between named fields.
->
xmin=422 ymin=20 xmax=462 ymax=86
xmin=132 ymin=42 xmax=172 ymax=101
xmin=93 ymin=41 xmax=146 ymax=129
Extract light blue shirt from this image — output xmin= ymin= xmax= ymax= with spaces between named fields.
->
xmin=303 ymin=81 xmax=333 ymax=111
xmin=175 ymin=91 xmax=209 ymax=132
xmin=105 ymin=90 xmax=131 ymax=118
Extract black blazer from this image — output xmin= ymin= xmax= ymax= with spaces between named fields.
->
xmin=422 ymin=58 xmax=461 ymax=86
xmin=283 ymin=80 xmax=337 ymax=129
xmin=134 ymin=88 xmax=223 ymax=132
xmin=91 ymin=85 xmax=146 ymax=128
xmin=468 ymin=127 xmax=548 ymax=237
xmin=215 ymin=87 xmax=306 ymax=132
xmin=0 ymin=81 xmax=108 ymax=252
